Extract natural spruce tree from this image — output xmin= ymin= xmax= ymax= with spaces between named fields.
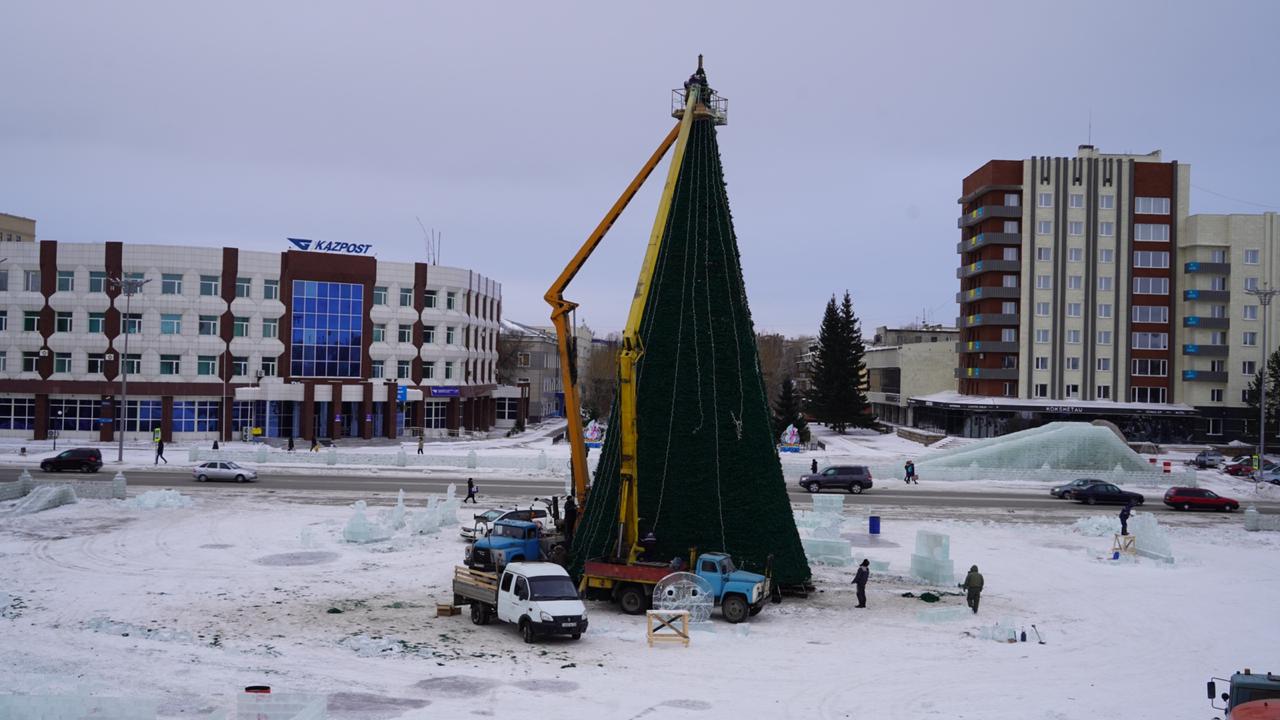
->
xmin=807 ymin=292 xmax=872 ymax=432
xmin=840 ymin=291 xmax=874 ymax=429
xmin=1245 ymin=347 xmax=1280 ymax=434
xmin=772 ymin=376 xmax=809 ymax=444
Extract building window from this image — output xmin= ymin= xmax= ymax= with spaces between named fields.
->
xmin=1099 ymin=221 xmax=1114 ymax=237
xmin=122 ymin=354 xmax=141 ymax=375
xmin=397 ymin=360 xmax=412 ymax=379
xmin=1002 ymin=220 xmax=1019 ymax=234
xmin=1068 ymin=221 xmax=1084 ymax=236
xmin=89 ymin=271 xmax=107 ymax=293
xmin=1035 ymin=329 xmax=1050 ymax=343
xmin=162 ymin=273 xmax=183 ymax=294
xmin=423 ymin=325 xmax=436 ymax=343
xmin=1037 ymin=192 xmax=1053 ymax=208
xmin=1036 ymin=247 xmax=1051 ymax=262
xmin=160 ymin=355 xmax=181 ymax=375
xmin=1097 ymin=358 xmax=1111 ymax=372
xmin=23 ymin=312 xmax=39 ymax=332
xmin=232 ymin=356 xmax=249 ymax=376
xmin=1000 ymin=328 xmax=1017 ymax=342
xmin=1065 ymin=384 xmax=1080 ymax=399
xmin=1211 ymin=360 xmax=1226 ymax=372
xmin=1135 ymin=197 xmax=1170 ymax=214
xmin=446 ymin=326 xmax=456 ymax=344
xmin=1245 ymin=277 xmax=1259 ymax=291
xmin=1210 ymin=277 xmax=1227 ymax=291
xmin=1067 ymin=303 xmax=1082 ymax=317
xmin=1067 ymin=248 xmax=1083 ymax=262
xmin=263 ymin=279 xmax=279 ymax=300
xmin=1244 ymin=249 xmax=1261 ymax=265
xmin=1132 ymin=359 xmax=1168 ymax=376
xmin=446 ymin=292 xmax=457 ymax=310
xmin=171 ymin=400 xmax=221 ymax=433
xmin=1098 ymin=276 xmax=1113 ymax=292
xmin=999 ymin=301 xmax=1015 ymax=315
xmin=1067 ymin=329 xmax=1081 ymax=344
xmin=1001 ymin=247 xmax=1018 ymax=262
xmin=1004 ymin=193 xmax=1020 ymax=207
xmin=1067 ymin=275 xmax=1082 ymax=290
xmin=371 ymin=360 xmax=385 ymax=378
xmin=161 ymin=314 xmax=182 ymax=334
xmin=1097 ymin=386 xmax=1111 ymax=400
xmin=1069 ymin=193 xmax=1084 ymax=208
xmin=1134 ymin=224 xmax=1169 ymax=242
xmin=1036 ymin=275 xmax=1051 ymax=290
xmin=1131 ymin=306 xmax=1169 ymax=324
xmin=22 ymin=352 xmax=39 ymax=372
xmin=24 ymin=270 xmax=41 ymax=292
xmin=1209 ymin=331 xmax=1227 ymax=346
xmin=1099 ymin=194 xmax=1114 ymax=210
xmin=496 ymin=397 xmax=521 ymax=421
xmin=444 ymin=361 xmax=455 ymax=379
xmin=200 ymin=275 xmax=220 ymax=296
xmin=398 ymin=326 xmax=413 ymax=343
xmin=1034 ymin=356 xmax=1049 ymax=370
xmin=55 ymin=311 xmax=72 ymax=333
xmin=1131 ymin=332 xmax=1169 ymax=350
xmin=1002 ymin=275 xmax=1018 ymax=288
xmin=424 ymin=290 xmax=438 ymax=308
xmin=235 ymin=277 xmax=251 ymax=298
xmin=1097 ymin=330 xmax=1113 ymax=345
xmin=1244 ymin=331 xmax=1258 ymax=346
xmin=399 ymin=287 xmax=413 ymax=307
xmin=373 ymin=324 xmax=386 ymax=342
xmin=85 ymin=312 xmax=104 ymax=334
xmin=373 ymin=286 xmax=388 ymax=305
xmin=53 ymin=352 xmax=71 ymax=373
xmin=233 ymin=316 xmax=249 ymax=337
xmin=262 ymin=317 xmax=278 ymax=339
xmin=1036 ymin=220 xmax=1052 ymax=235
xmin=198 ymin=315 xmax=219 ymax=335
xmin=198 ymin=356 xmax=218 ymax=376
xmin=1034 ymin=383 xmax=1048 ymax=398
xmin=261 ymin=357 xmax=277 ymax=377
xmin=1034 ymin=302 xmax=1049 ymax=317
xmin=423 ymin=361 xmax=435 ymax=379
xmin=56 ymin=271 xmax=75 ymax=292
xmin=0 ymin=310 xmax=6 ymax=332
xmin=87 ymin=353 xmax=105 ymax=374
xmin=1206 ymin=418 xmax=1223 ymax=436
xmin=1065 ymin=357 xmax=1080 ymax=371
xmin=1133 ymin=277 xmax=1169 ymax=295
xmin=516 ymin=351 xmax=532 ymax=368
xmin=1210 ymin=389 xmax=1224 ymax=403
xmin=120 ymin=314 xmax=141 ymax=335
xmin=1130 ymin=387 xmax=1167 ymax=403
xmin=290 ymin=280 xmax=363 ymax=377
xmin=1133 ymin=251 xmax=1169 ymax=268
xmin=1099 ymin=248 xmax=1114 ymax=263
xmin=1245 ymin=305 xmax=1259 ymax=320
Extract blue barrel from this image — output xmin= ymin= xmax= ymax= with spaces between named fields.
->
xmin=869 ymin=515 xmax=881 ymax=535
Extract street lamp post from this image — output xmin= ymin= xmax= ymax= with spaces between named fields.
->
xmin=108 ymin=275 xmax=151 ymax=463
xmin=1245 ymin=283 xmax=1278 ymax=479
xmin=52 ymin=410 xmax=62 ymax=451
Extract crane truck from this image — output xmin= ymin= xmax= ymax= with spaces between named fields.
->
xmin=1209 ymin=668 xmax=1280 ymax=718
xmin=542 ymin=58 xmax=774 ymax=623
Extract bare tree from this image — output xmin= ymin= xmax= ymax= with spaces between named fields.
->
xmin=581 ymin=333 xmax=620 ymax=421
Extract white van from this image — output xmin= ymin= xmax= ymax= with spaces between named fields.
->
xmin=452 ymin=562 xmax=588 ymax=643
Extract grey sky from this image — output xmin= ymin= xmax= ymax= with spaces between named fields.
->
xmin=3 ymin=1 xmax=1278 ymax=337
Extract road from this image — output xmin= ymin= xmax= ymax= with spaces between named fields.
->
xmin=5 ymin=467 xmax=1277 ymax=520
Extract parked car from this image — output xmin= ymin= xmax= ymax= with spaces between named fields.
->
xmin=192 ymin=461 xmax=258 ymax=483
xmin=1072 ymin=483 xmax=1145 ymax=505
xmin=1224 ymin=460 xmax=1277 ymax=476
xmin=460 ymin=509 xmax=508 ymax=540
xmin=40 ymin=448 xmax=103 ymax=473
xmin=799 ymin=465 xmax=873 ymax=494
xmin=1258 ymin=468 xmax=1280 ymax=486
xmin=1162 ymin=487 xmax=1239 ymax=512
xmin=461 ymin=506 xmax=556 ymax=541
xmin=1050 ymin=478 xmax=1107 ymax=499
xmin=1188 ymin=451 xmax=1225 ymax=469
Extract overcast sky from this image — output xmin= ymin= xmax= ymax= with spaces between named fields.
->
xmin=3 ymin=1 xmax=1278 ymax=337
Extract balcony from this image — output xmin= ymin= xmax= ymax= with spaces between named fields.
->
xmin=957 ymin=286 xmax=1021 ymax=303
xmin=956 ymin=341 xmax=1019 ymax=354
xmin=957 ymin=259 xmax=1021 ymax=279
xmin=1181 ymin=370 xmax=1228 ymax=383
xmin=1184 ymin=261 xmax=1231 ymax=274
xmin=1182 ymin=316 xmax=1230 ymax=329
xmin=1183 ymin=289 xmax=1230 ymax=302
xmin=1182 ymin=344 xmax=1230 ymax=357
xmin=957 ymin=205 xmax=1021 ymax=228
xmin=957 ymin=232 xmax=1021 ymax=254
xmin=957 ymin=313 xmax=1019 ymax=328
xmin=955 ymin=367 xmax=1019 ymax=380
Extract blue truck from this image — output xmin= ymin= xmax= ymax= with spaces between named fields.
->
xmin=465 ymin=519 xmax=564 ymax=572
xmin=581 ymin=551 xmax=773 ymax=623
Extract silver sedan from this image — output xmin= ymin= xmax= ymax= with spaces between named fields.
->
xmin=192 ymin=461 xmax=258 ymax=483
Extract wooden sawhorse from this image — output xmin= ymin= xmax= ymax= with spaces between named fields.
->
xmin=646 ymin=610 xmax=690 ymax=647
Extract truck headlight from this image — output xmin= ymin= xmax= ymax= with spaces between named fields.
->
xmin=539 ymin=611 xmax=554 ymax=622
xmin=752 ymin=583 xmax=763 ymax=603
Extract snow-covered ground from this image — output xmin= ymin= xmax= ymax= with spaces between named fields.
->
xmin=2 ymin=484 xmax=1277 ymax=719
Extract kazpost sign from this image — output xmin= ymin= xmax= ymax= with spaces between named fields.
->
xmin=288 ymin=238 xmax=374 ymax=255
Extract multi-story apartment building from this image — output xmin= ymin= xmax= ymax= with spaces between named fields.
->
xmin=0 ymin=239 xmax=501 ymax=442
xmin=0 ymin=213 xmax=35 ymax=243
xmin=865 ymin=325 xmax=958 ymax=426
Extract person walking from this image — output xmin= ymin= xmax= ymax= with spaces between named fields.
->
xmin=1119 ymin=500 xmax=1134 ymax=536
xmin=852 ymin=559 xmax=870 ymax=608
xmin=960 ymin=564 xmax=984 ymax=614
xmin=310 ymin=437 xmax=320 ymax=452
xmin=417 ymin=434 xmax=425 ymax=455
xmin=563 ymin=495 xmax=578 ymax=545
xmin=464 ymin=478 xmax=478 ymax=504
xmin=154 ymin=437 xmax=167 ymax=465
xmin=810 ymin=459 xmax=818 ymax=475
xmin=287 ymin=435 xmax=295 ymax=452
xmin=904 ymin=460 xmax=917 ymax=484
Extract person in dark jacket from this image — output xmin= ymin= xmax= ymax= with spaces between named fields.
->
xmin=960 ymin=565 xmax=984 ymax=614
xmin=562 ymin=495 xmax=578 ymax=545
xmin=287 ymin=435 xmax=295 ymax=452
xmin=464 ymin=478 xmax=478 ymax=504
xmin=852 ymin=559 xmax=870 ymax=608
xmin=1119 ymin=501 xmax=1134 ymax=536
xmin=810 ymin=459 xmax=818 ymax=474
xmin=904 ymin=460 xmax=917 ymax=484
xmin=155 ymin=438 xmax=167 ymax=465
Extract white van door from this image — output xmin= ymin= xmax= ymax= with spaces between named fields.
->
xmin=496 ymin=571 xmax=518 ymax=622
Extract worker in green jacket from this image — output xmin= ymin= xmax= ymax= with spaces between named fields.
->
xmin=960 ymin=565 xmax=984 ymax=614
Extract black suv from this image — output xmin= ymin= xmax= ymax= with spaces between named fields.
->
xmin=40 ymin=448 xmax=103 ymax=473
xmin=799 ymin=465 xmax=873 ymax=494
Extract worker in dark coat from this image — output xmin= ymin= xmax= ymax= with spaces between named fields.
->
xmin=960 ymin=565 xmax=984 ymax=614
xmin=811 ymin=459 xmax=818 ymax=474
xmin=464 ymin=478 xmax=478 ymax=504
xmin=1119 ymin=500 xmax=1134 ymax=536
xmin=562 ymin=495 xmax=578 ymax=545
xmin=852 ymin=559 xmax=870 ymax=608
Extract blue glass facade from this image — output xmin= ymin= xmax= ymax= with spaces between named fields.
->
xmin=290 ymin=280 xmax=364 ymax=378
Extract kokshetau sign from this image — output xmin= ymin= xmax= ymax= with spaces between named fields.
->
xmin=288 ymin=238 xmax=374 ymax=255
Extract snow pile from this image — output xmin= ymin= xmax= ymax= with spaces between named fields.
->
xmin=123 ymin=489 xmax=193 ymax=510
xmin=338 ymin=633 xmax=402 ymax=657
xmin=0 ymin=485 xmax=77 ymax=517
xmin=1071 ymin=514 xmax=1121 ymax=536
xmin=85 ymin=616 xmax=196 ymax=643
xmin=0 ymin=694 xmax=159 ymax=720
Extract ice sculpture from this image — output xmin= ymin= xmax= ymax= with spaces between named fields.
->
xmin=396 ymin=447 xmax=408 ymax=467
xmin=124 ymin=489 xmax=193 ymax=509
xmin=917 ymin=422 xmax=1153 ymax=473
xmin=917 ymin=606 xmax=971 ymax=623
xmin=1130 ymin=513 xmax=1174 ymax=563
xmin=799 ymin=494 xmax=852 ymax=566
xmin=326 ymin=447 xmax=338 ymax=465
xmin=380 ymin=489 xmax=407 ymax=530
xmin=0 ymin=485 xmax=77 ymax=517
xmin=976 ymin=618 xmax=1019 ymax=642
xmin=236 ymin=692 xmax=326 ymax=720
xmin=256 ymin=444 xmax=268 ymax=463
xmin=0 ymin=695 xmax=159 ymax=719
xmin=1244 ymin=505 xmax=1280 ymax=531
xmin=652 ymin=572 xmax=715 ymax=623
xmin=909 ymin=530 xmax=955 ymax=585
xmin=583 ymin=419 xmax=605 ymax=448
xmin=343 ymin=500 xmax=393 ymax=543
xmin=409 ymin=484 xmax=461 ymax=536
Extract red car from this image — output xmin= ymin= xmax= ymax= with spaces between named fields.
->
xmin=1224 ymin=461 xmax=1276 ymax=476
xmin=1163 ymin=487 xmax=1239 ymax=512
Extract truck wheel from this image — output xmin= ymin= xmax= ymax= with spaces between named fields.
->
xmin=748 ymin=605 xmax=763 ymax=617
xmin=848 ymin=483 xmax=863 ymax=494
xmin=618 ymin=584 xmax=647 ymax=615
xmin=722 ymin=595 xmax=749 ymax=624
xmin=470 ymin=603 xmax=490 ymax=626
xmin=520 ymin=619 xmax=536 ymax=644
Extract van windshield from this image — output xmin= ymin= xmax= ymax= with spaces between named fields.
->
xmin=528 ymin=576 xmax=579 ymax=601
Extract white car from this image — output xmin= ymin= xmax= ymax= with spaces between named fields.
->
xmin=460 ymin=506 xmax=556 ymax=540
xmin=192 ymin=461 xmax=258 ymax=483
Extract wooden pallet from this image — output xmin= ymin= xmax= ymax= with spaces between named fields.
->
xmin=436 ymin=603 xmax=460 ymax=617
xmin=646 ymin=610 xmax=690 ymax=648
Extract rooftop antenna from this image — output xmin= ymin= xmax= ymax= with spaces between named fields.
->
xmin=1088 ymin=108 xmax=1092 ymax=146
xmin=416 ymin=217 xmax=442 ymax=265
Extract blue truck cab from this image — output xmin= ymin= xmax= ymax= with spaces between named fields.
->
xmin=694 ymin=552 xmax=771 ymax=622
xmin=467 ymin=519 xmax=543 ymax=572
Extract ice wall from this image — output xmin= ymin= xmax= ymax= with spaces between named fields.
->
xmin=916 ymin=422 xmax=1155 ymax=473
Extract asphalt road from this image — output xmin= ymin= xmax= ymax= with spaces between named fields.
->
xmin=6 ymin=467 xmax=1277 ymax=519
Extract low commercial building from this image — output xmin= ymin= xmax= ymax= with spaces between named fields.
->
xmin=865 ymin=325 xmax=959 ymax=426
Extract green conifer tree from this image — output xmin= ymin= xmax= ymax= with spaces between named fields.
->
xmin=773 ymin=376 xmax=809 ymax=444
